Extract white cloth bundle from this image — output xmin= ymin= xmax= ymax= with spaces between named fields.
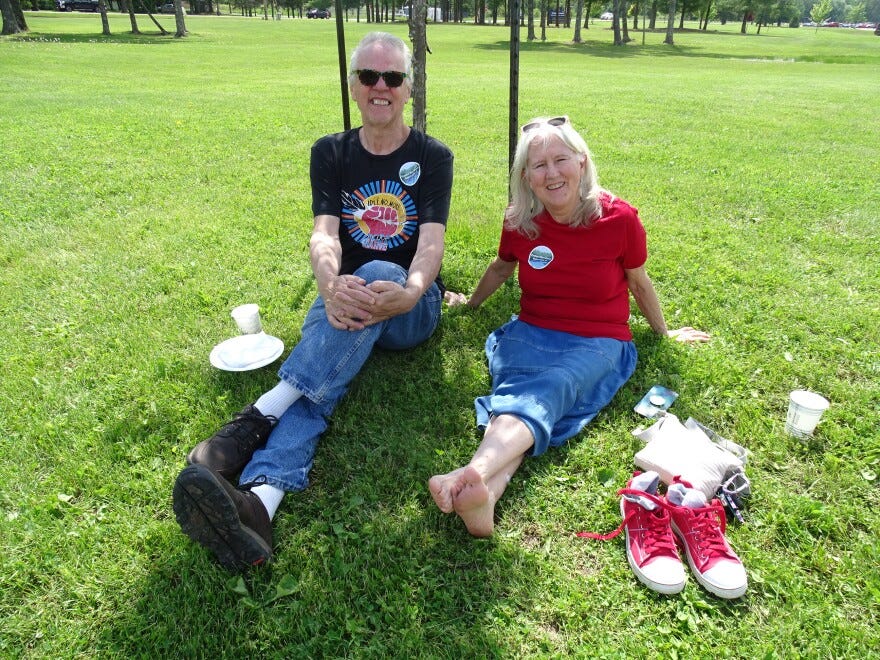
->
xmin=633 ymin=413 xmax=743 ymax=498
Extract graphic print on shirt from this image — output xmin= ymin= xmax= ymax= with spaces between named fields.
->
xmin=341 ymin=180 xmax=417 ymax=252
xmin=528 ymin=245 xmax=554 ymax=270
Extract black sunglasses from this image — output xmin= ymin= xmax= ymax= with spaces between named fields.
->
xmin=354 ymin=69 xmax=408 ymax=88
xmin=521 ymin=116 xmax=570 ymax=132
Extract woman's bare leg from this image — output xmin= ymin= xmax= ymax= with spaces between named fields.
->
xmin=429 ymin=414 xmax=535 ymax=536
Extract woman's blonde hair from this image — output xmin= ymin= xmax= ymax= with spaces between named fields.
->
xmin=506 ymin=117 xmax=604 ymax=238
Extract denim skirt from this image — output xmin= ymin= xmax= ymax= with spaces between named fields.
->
xmin=474 ymin=318 xmax=637 ymax=456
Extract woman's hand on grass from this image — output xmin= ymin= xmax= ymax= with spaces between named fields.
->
xmin=667 ymin=327 xmax=711 ymax=343
xmin=443 ymin=290 xmax=469 ymax=307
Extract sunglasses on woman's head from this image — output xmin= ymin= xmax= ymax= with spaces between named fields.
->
xmin=521 ymin=116 xmax=570 ymax=132
xmin=354 ymin=69 xmax=408 ymax=88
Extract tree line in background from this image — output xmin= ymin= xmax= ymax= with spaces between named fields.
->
xmin=298 ymin=0 xmax=879 ymax=29
xmin=3 ymin=0 xmax=878 ymax=39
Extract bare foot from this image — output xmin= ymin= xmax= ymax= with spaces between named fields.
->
xmin=428 ymin=467 xmax=467 ymax=514
xmin=453 ymin=465 xmax=495 ymax=538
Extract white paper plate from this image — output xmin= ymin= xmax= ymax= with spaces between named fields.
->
xmin=209 ymin=333 xmax=284 ymax=372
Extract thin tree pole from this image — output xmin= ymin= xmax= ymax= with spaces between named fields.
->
xmin=333 ymin=0 xmax=351 ymax=130
xmin=411 ymin=0 xmax=428 ymax=133
xmin=508 ymin=0 xmax=521 ymax=174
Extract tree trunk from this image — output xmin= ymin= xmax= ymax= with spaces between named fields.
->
xmin=122 ymin=0 xmax=140 ymax=33
xmin=12 ymin=0 xmax=25 ymax=30
xmin=99 ymin=0 xmax=111 ymax=35
xmin=664 ymin=0 xmax=675 ymax=44
xmin=1 ymin=0 xmax=24 ymax=34
xmin=621 ymin=0 xmax=630 ymax=41
xmin=584 ymin=0 xmax=591 ymax=27
xmin=677 ymin=0 xmax=684 ymax=28
xmin=649 ymin=0 xmax=657 ymax=28
xmin=174 ymin=0 xmax=187 ymax=36
xmin=540 ymin=0 xmax=546 ymax=40
xmin=527 ymin=0 xmax=536 ymax=39
xmin=1 ymin=0 xmax=27 ymax=33
xmin=573 ymin=0 xmax=582 ymax=41
xmin=612 ymin=0 xmax=623 ymax=44
xmin=411 ymin=0 xmax=428 ymax=133
xmin=740 ymin=11 xmax=747 ymax=34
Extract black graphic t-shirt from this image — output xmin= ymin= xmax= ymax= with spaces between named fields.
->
xmin=310 ymin=128 xmax=454 ymax=282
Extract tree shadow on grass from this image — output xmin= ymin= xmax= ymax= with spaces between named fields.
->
xmin=91 ymin=281 xmax=714 ymax=655
xmin=93 ymin=505 xmax=551 ymax=656
xmin=11 ymin=31 xmax=178 ymax=44
xmin=472 ymin=31 xmax=845 ymax=63
xmin=92 ymin=302 xmax=561 ymax=656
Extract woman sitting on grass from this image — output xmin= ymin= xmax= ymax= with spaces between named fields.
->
xmin=429 ymin=115 xmax=709 ymax=537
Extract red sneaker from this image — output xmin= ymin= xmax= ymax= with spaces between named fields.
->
xmin=580 ymin=472 xmax=686 ymax=595
xmin=667 ymin=481 xmax=747 ymax=599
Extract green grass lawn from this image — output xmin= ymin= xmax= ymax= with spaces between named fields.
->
xmin=2 ymin=12 xmax=879 ymax=657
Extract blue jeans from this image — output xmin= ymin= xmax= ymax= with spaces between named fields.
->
xmin=240 ymin=261 xmax=442 ymax=492
xmin=475 ymin=318 xmax=638 ymax=456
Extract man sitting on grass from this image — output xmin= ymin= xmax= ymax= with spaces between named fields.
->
xmin=172 ymin=31 xmax=462 ymax=571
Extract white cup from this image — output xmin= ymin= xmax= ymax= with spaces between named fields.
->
xmin=785 ymin=390 xmax=830 ymax=439
xmin=231 ymin=303 xmax=262 ymax=335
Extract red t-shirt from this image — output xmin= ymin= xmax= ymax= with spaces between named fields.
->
xmin=497 ymin=194 xmax=647 ymax=341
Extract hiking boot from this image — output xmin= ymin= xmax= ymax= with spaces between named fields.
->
xmin=580 ymin=471 xmax=686 ymax=595
xmin=186 ymin=404 xmax=277 ymax=479
xmin=172 ymin=464 xmax=273 ymax=571
xmin=667 ymin=479 xmax=748 ymax=599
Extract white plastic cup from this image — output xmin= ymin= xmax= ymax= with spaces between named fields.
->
xmin=231 ymin=303 xmax=262 ymax=335
xmin=785 ymin=390 xmax=830 ymax=439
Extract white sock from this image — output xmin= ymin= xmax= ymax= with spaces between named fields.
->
xmin=667 ymin=483 xmax=708 ymax=508
xmin=251 ymin=484 xmax=285 ymax=520
xmin=254 ymin=380 xmax=303 ymax=420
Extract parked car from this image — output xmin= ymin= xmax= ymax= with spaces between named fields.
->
xmin=600 ymin=11 xmax=614 ymax=20
xmin=59 ymin=0 xmax=99 ymax=11
xmin=159 ymin=2 xmax=176 ymax=12
xmin=306 ymin=7 xmax=330 ymax=18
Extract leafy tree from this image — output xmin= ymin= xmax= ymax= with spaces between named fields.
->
xmin=809 ymin=0 xmax=831 ymax=26
xmin=829 ymin=0 xmax=845 ymax=18
xmin=714 ymin=0 xmax=741 ymax=23
xmin=845 ymin=1 xmax=866 ymax=21
xmin=739 ymin=0 xmax=754 ymax=32
xmin=582 ymin=0 xmax=593 ymax=27
xmin=776 ymin=0 xmax=805 ymax=26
